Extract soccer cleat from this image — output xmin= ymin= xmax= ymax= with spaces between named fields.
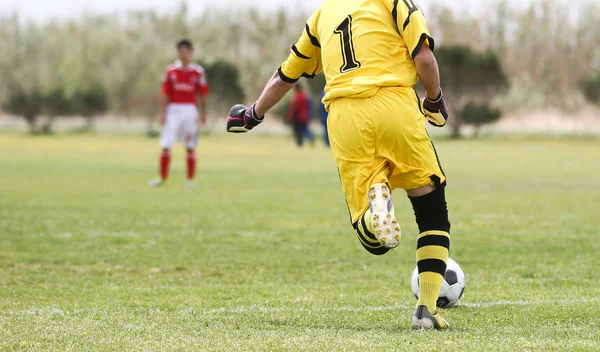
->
xmin=185 ymin=180 xmax=197 ymax=188
xmin=411 ymin=305 xmax=450 ymax=330
xmin=367 ymin=183 xmax=401 ymax=249
xmin=148 ymin=178 xmax=165 ymax=188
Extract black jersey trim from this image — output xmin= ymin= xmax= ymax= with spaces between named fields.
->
xmin=305 ymin=24 xmax=321 ymax=48
xmin=292 ymin=45 xmax=310 ymax=60
xmin=392 ymin=0 xmax=399 ymax=24
xmin=412 ymin=33 xmax=435 ymax=58
xmin=277 ymin=67 xmax=299 ymax=83
xmin=401 ymin=0 xmax=420 ymax=30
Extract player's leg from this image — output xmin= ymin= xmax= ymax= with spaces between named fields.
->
xmin=295 ymin=121 xmax=305 ymax=147
xmin=322 ymin=118 xmax=330 ymax=147
xmin=182 ymin=105 xmax=199 ymax=188
xmin=353 ymin=182 xmax=402 ymax=254
xmin=149 ymin=107 xmax=177 ymax=187
xmin=328 ymin=97 xmax=401 ymax=253
xmin=408 ymin=183 xmax=450 ymax=329
xmin=160 ymin=148 xmax=172 ymax=180
xmin=148 ymin=149 xmax=171 ymax=188
xmin=304 ymin=123 xmax=315 ymax=146
xmin=372 ymin=87 xmax=450 ymax=328
xmin=352 ymin=212 xmax=390 ymax=255
xmin=186 ymin=148 xmax=197 ymax=187
xmin=401 ymin=139 xmax=450 ymax=329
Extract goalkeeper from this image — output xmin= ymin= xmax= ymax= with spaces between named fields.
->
xmin=226 ymin=0 xmax=452 ymax=330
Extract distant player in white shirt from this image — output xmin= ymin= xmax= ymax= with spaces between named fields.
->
xmin=149 ymin=39 xmax=210 ymax=188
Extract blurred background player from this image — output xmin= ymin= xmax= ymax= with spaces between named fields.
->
xmin=304 ymin=95 xmax=316 ymax=147
xmin=319 ymin=89 xmax=330 ymax=147
xmin=227 ymin=0 xmax=451 ymax=329
xmin=286 ymin=84 xmax=314 ymax=147
xmin=148 ymin=39 xmax=209 ymax=188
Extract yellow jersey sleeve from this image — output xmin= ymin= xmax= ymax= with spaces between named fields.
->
xmin=278 ymin=12 xmax=323 ymax=83
xmin=392 ymin=0 xmax=434 ymax=58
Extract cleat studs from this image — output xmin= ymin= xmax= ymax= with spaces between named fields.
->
xmin=370 ymin=195 xmax=376 ymax=200
xmin=387 ymin=214 xmax=392 ymax=218
xmin=376 ymin=229 xmax=383 ymax=235
xmin=373 ymin=222 xmax=379 ymax=227
xmin=383 ymin=220 xmax=387 ymax=225
xmin=392 ymin=219 xmax=398 ymax=224
xmin=381 ymin=237 xmax=387 ymax=244
xmin=395 ymin=226 xmax=401 ymax=231
xmin=373 ymin=214 xmax=379 ymax=219
xmin=383 ymin=192 xmax=389 ymax=198
xmin=387 ymin=228 xmax=391 ymax=233
xmin=395 ymin=235 xmax=401 ymax=241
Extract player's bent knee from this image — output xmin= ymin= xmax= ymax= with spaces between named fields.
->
xmin=353 ymin=220 xmax=390 ymax=256
xmin=406 ymin=184 xmax=435 ymax=198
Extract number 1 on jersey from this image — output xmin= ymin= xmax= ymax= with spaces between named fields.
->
xmin=334 ymin=15 xmax=361 ymax=73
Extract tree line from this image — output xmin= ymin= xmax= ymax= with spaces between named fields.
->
xmin=0 ymin=2 xmax=599 ymax=136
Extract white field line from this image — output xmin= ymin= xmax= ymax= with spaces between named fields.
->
xmin=9 ymin=297 xmax=600 ymax=317
xmin=203 ymin=304 xmax=413 ymax=315
xmin=202 ymin=297 xmax=600 ymax=315
xmin=459 ymin=297 xmax=600 ymax=308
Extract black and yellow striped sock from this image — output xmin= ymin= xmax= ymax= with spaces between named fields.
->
xmin=409 ymin=184 xmax=451 ymax=314
xmin=353 ymin=210 xmax=390 ymax=256
xmin=416 ymin=231 xmax=450 ymax=313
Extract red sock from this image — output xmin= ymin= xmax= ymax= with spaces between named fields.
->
xmin=160 ymin=150 xmax=171 ymax=181
xmin=187 ymin=151 xmax=196 ymax=180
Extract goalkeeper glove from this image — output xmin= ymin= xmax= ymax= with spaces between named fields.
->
xmin=422 ymin=89 xmax=449 ymax=127
xmin=227 ymin=104 xmax=264 ymax=133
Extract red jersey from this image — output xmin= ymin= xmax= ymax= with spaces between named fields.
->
xmin=161 ymin=60 xmax=209 ymax=104
xmin=287 ymin=90 xmax=311 ymax=124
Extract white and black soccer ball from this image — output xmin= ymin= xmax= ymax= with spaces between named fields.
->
xmin=411 ymin=257 xmax=465 ymax=308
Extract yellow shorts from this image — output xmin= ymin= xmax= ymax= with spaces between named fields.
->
xmin=328 ymin=87 xmax=446 ymax=224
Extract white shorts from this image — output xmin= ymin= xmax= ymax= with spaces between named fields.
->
xmin=160 ymin=104 xmax=199 ymax=149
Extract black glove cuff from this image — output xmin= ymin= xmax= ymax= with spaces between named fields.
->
xmin=244 ymin=104 xmax=264 ymax=128
xmin=426 ymin=88 xmax=443 ymax=103
xmin=249 ymin=104 xmax=264 ymax=120
xmin=425 ymin=89 xmax=446 ymax=111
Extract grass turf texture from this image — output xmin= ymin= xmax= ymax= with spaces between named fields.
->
xmin=0 ymin=133 xmax=599 ymax=351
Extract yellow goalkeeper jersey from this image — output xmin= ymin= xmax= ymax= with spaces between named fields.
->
xmin=278 ymin=0 xmax=434 ymax=110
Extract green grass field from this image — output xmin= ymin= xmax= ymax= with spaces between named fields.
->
xmin=1 ymin=132 xmax=599 ymax=351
